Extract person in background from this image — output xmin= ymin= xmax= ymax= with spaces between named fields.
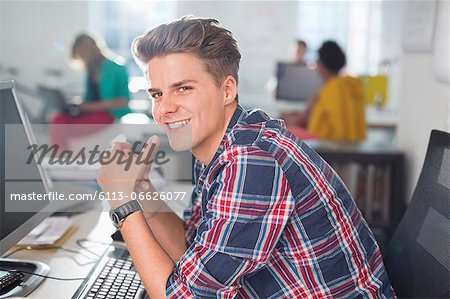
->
xmin=293 ymin=39 xmax=308 ymax=66
xmin=290 ymin=40 xmax=366 ymax=142
xmin=266 ymin=39 xmax=309 ymax=96
xmin=51 ymin=33 xmax=131 ymax=149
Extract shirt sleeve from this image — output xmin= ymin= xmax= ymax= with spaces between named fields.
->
xmin=183 ymin=186 xmax=202 ymax=248
xmin=309 ymin=83 xmax=335 ymax=137
xmin=326 ymin=81 xmax=345 ymax=140
xmin=84 ymin=75 xmax=93 ymax=101
xmin=99 ymin=61 xmax=130 ymax=101
xmin=115 ymin=65 xmax=130 ymax=100
xmin=183 ymin=160 xmax=204 ymax=247
xmin=166 ymin=147 xmax=294 ymax=298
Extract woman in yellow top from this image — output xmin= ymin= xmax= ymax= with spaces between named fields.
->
xmin=293 ymin=41 xmax=366 ymax=142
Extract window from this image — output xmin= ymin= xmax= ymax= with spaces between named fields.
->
xmin=297 ymin=1 xmax=382 ymax=76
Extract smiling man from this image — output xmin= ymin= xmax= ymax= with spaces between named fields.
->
xmin=97 ymin=16 xmax=396 ymax=298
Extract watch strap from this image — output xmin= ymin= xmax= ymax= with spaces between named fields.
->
xmin=114 ymin=200 xmax=143 ymax=221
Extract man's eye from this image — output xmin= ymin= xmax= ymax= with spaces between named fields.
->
xmin=151 ymin=92 xmax=163 ymax=99
xmin=179 ymin=86 xmax=192 ymax=92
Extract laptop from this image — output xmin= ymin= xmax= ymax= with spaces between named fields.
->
xmin=36 ymin=85 xmax=84 ymax=118
xmin=36 ymin=85 xmax=69 ymax=114
xmin=275 ymin=62 xmax=323 ymax=103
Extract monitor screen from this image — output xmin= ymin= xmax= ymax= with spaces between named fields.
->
xmin=36 ymin=85 xmax=67 ymax=112
xmin=0 ymin=81 xmax=51 ymax=256
xmin=275 ymin=62 xmax=323 ymax=103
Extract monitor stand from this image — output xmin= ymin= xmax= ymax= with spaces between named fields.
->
xmin=0 ymin=258 xmax=49 ymax=298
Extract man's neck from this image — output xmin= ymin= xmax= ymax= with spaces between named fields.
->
xmin=194 ymin=102 xmax=238 ymax=165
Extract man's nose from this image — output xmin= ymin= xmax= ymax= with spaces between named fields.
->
xmin=158 ymin=94 xmax=178 ymax=116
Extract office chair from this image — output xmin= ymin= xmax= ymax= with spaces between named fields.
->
xmin=385 ymin=130 xmax=450 ymax=298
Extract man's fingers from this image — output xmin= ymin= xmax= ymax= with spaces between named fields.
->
xmin=137 ymin=180 xmax=150 ymax=190
xmin=113 ymin=142 xmax=132 ymax=152
xmin=141 ymin=135 xmax=160 ymax=164
xmin=134 ymin=179 xmax=151 ymax=193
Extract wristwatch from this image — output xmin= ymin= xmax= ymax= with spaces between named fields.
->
xmin=109 ymin=200 xmax=143 ymax=228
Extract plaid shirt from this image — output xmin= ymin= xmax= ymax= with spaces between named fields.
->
xmin=166 ymin=105 xmax=396 ymax=298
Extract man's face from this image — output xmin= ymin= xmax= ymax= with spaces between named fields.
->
xmin=147 ymin=53 xmax=235 ymax=161
xmin=295 ymin=44 xmax=306 ymax=63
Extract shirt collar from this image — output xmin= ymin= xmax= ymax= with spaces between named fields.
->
xmin=211 ymin=104 xmax=247 ymax=162
xmin=196 ymin=104 xmax=247 ymax=190
xmin=226 ymin=104 xmax=247 ymax=134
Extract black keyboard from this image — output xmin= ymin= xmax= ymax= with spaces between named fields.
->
xmin=72 ymin=245 xmax=146 ymax=299
xmin=0 ymin=270 xmax=24 ymax=294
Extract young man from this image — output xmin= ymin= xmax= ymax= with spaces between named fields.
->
xmin=97 ymin=16 xmax=396 ymax=298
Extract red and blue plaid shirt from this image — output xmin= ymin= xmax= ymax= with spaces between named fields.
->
xmin=166 ymin=106 xmax=396 ymax=298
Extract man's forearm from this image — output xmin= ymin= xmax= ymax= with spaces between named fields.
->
xmin=139 ymin=185 xmax=188 ymax=262
xmin=120 ymin=211 xmax=175 ymax=298
xmin=145 ymin=206 xmax=187 ymax=262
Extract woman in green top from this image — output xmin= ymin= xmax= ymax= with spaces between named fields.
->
xmin=51 ymin=33 xmax=131 ymax=149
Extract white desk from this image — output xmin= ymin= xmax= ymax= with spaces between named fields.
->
xmin=247 ymin=102 xmax=399 ymax=129
xmin=5 ymin=211 xmax=116 ymax=298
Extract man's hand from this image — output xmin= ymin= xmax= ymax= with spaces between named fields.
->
xmin=97 ymin=135 xmax=160 ymax=209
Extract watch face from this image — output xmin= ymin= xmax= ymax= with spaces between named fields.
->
xmin=109 ymin=201 xmax=143 ymax=229
xmin=110 ymin=211 xmax=119 ymax=226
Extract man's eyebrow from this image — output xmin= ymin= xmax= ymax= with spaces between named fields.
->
xmin=170 ymin=80 xmax=198 ymax=88
xmin=147 ymin=87 xmax=160 ymax=94
xmin=147 ymin=80 xmax=198 ymax=94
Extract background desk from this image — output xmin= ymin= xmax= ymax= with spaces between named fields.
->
xmin=306 ymin=139 xmax=406 ymax=250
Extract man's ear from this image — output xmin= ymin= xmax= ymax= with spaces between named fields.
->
xmin=223 ymin=75 xmax=237 ymax=105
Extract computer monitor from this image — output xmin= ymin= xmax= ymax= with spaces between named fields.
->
xmin=275 ymin=62 xmax=323 ymax=103
xmin=36 ymin=85 xmax=70 ymax=122
xmin=0 ymin=80 xmax=51 ymax=297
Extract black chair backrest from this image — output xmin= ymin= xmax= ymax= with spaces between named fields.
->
xmin=386 ymin=130 xmax=450 ymax=298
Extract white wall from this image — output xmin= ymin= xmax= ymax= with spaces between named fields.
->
xmin=397 ymin=53 xmax=450 ymax=200
xmin=396 ymin=1 xmax=450 ymax=201
xmin=380 ymin=1 xmax=404 ymax=112
xmin=0 ymin=1 xmax=90 ymax=93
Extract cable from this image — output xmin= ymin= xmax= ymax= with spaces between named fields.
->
xmin=0 ymin=267 xmax=85 ymax=281
xmin=42 ymin=245 xmax=96 ymax=260
xmin=46 ymin=246 xmax=97 ymax=266
xmin=2 ymin=245 xmax=97 ymax=267
xmin=2 ymin=239 xmax=111 ymax=270
xmin=76 ymin=238 xmax=111 ymax=258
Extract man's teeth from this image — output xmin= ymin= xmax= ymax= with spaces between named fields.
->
xmin=168 ymin=119 xmax=190 ymax=129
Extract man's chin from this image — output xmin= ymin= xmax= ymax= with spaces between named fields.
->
xmin=168 ymin=137 xmax=192 ymax=152
xmin=165 ymin=126 xmax=192 ymax=152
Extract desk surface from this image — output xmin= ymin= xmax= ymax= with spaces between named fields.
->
xmin=250 ymin=102 xmax=398 ymax=128
xmin=5 ymin=181 xmax=194 ymax=298
xmin=306 ymin=139 xmax=404 ymax=159
xmin=5 ymin=211 xmax=116 ymax=299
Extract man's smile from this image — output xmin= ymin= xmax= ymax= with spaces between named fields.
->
xmin=166 ymin=118 xmax=192 ymax=129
